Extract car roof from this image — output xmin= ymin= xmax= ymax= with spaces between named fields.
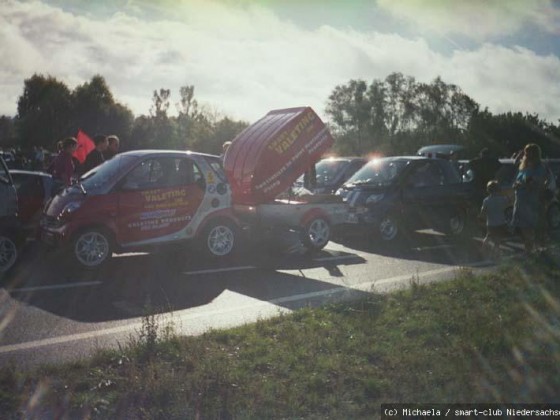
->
xmin=369 ymin=155 xmax=433 ymax=162
xmin=417 ymin=144 xmax=465 ymax=154
xmin=121 ymin=150 xmax=220 ymax=159
xmin=9 ymin=169 xmax=52 ymax=177
xmin=319 ymin=156 xmax=367 ymax=163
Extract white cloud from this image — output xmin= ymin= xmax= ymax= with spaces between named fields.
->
xmin=377 ymin=0 xmax=560 ymax=39
xmin=0 ymin=0 xmax=559 ymax=127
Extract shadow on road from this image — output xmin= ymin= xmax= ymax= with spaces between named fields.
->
xmin=333 ymin=227 xmax=525 ymax=266
xmin=1 ymin=241 xmax=368 ymax=323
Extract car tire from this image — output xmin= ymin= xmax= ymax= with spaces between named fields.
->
xmin=0 ymin=234 xmax=18 ymax=273
xmin=71 ymin=228 xmax=113 ymax=269
xmin=446 ymin=210 xmax=466 ymax=236
xmin=547 ymin=203 xmax=560 ymax=230
xmin=301 ymin=217 xmax=331 ymax=251
xmin=378 ymin=214 xmax=399 ymax=242
xmin=201 ymin=220 xmax=238 ymax=258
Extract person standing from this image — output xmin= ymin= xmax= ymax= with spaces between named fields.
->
xmin=49 ymin=137 xmax=78 ymax=189
xmin=104 ymin=135 xmax=120 ymax=160
xmin=468 ymin=148 xmax=502 ymax=206
xmin=511 ymin=143 xmax=546 ymax=255
xmin=480 ymin=180 xmax=510 ymax=259
xmin=81 ymin=134 xmax=108 ymax=174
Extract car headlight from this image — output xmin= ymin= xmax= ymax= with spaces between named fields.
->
xmin=366 ymin=193 xmax=384 ymax=204
xmin=59 ymin=201 xmax=82 ymax=218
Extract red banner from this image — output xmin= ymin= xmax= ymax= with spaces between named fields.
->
xmin=73 ymin=129 xmax=95 ymax=163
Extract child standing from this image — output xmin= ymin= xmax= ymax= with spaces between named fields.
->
xmin=480 ymin=180 xmax=510 ymax=259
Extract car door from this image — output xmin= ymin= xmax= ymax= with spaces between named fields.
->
xmin=0 ymin=158 xmax=17 ymax=219
xmin=401 ymin=160 xmax=448 ymax=229
xmin=116 ymin=156 xmax=205 ymax=245
xmin=11 ymin=173 xmax=45 ymax=225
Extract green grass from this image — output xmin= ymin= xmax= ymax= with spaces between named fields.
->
xmin=2 ymin=257 xmax=560 ymax=418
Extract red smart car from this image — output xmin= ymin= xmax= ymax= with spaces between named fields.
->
xmin=41 ymin=151 xmax=238 ymax=268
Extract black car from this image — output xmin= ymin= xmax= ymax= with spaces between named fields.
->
xmin=337 ymin=156 xmax=475 ymax=242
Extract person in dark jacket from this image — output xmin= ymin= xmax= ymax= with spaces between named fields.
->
xmin=104 ymin=135 xmax=120 ymax=160
xmin=469 ymin=148 xmax=502 ymax=205
xmin=81 ymin=134 xmax=108 ymax=174
xmin=49 ymin=137 xmax=78 ymax=189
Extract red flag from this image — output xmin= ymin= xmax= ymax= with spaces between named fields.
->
xmin=73 ymin=129 xmax=95 ymax=163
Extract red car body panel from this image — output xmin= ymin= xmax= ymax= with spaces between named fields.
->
xmin=41 ymin=151 xmax=233 ymax=249
xmin=224 ymin=107 xmax=334 ymax=205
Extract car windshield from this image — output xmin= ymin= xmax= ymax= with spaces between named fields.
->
xmin=314 ymin=159 xmax=348 ymax=187
xmin=346 ymin=158 xmax=409 ymax=186
xmin=80 ymin=155 xmax=137 ymax=190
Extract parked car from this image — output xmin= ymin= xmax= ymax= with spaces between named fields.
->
xmin=336 ymin=156 xmax=475 ymax=241
xmin=41 ymin=151 xmax=239 ymax=268
xmin=9 ymin=170 xmax=54 ymax=229
xmin=41 ymin=107 xmax=348 ymax=268
xmin=0 ymin=156 xmax=21 ymax=273
xmin=293 ymin=157 xmax=367 ymax=194
xmin=223 ymin=107 xmax=349 ymax=251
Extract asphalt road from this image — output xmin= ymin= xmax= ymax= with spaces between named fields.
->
xmin=0 ymin=229 xmax=523 ymax=369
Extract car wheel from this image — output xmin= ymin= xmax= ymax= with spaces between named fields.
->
xmin=379 ymin=214 xmax=399 ymax=241
xmin=72 ymin=228 xmax=112 ymax=269
xmin=202 ymin=220 xmax=237 ymax=258
xmin=301 ymin=217 xmax=330 ymax=251
xmin=547 ymin=203 xmax=560 ymax=230
xmin=447 ymin=210 xmax=466 ymax=236
xmin=0 ymin=234 xmax=18 ymax=273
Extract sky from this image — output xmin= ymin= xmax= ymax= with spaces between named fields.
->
xmin=1 ymin=0 xmax=560 ymax=124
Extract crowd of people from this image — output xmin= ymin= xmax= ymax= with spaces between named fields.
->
xmin=48 ymin=134 xmax=120 ymax=190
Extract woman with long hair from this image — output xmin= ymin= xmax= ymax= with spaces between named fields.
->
xmin=512 ymin=143 xmax=546 ymax=254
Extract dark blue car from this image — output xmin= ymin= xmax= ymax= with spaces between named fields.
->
xmin=336 ymin=156 xmax=475 ymax=242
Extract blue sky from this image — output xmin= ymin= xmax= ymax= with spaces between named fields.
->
xmin=1 ymin=0 xmax=560 ymax=123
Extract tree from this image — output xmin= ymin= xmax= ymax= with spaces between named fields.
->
xmin=16 ymin=74 xmax=73 ymax=148
xmin=325 ymin=72 xmax=479 ymax=155
xmin=0 ymin=116 xmax=16 ymax=148
xmin=150 ymin=89 xmax=171 ymax=119
xmin=71 ymin=75 xmax=133 ymax=140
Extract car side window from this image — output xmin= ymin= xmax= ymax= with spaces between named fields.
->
xmin=170 ymin=158 xmax=204 ymax=187
xmin=13 ymin=175 xmax=44 ymax=198
xmin=122 ymin=157 xmax=205 ymax=191
xmin=439 ymin=161 xmax=462 ymax=185
xmin=410 ymin=162 xmax=444 ymax=187
xmin=121 ymin=159 xmax=164 ymax=190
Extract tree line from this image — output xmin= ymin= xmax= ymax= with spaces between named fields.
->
xmin=0 ymin=74 xmax=248 ymax=156
xmin=326 ymin=72 xmax=560 ymax=158
xmin=1 ymin=72 xmax=559 ymax=158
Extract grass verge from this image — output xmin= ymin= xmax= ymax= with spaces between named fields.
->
xmin=1 ymin=257 xmax=560 ymax=418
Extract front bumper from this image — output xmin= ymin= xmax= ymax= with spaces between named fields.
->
xmin=336 ymin=206 xmax=384 ymax=236
xmin=39 ymin=216 xmax=71 ymax=247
